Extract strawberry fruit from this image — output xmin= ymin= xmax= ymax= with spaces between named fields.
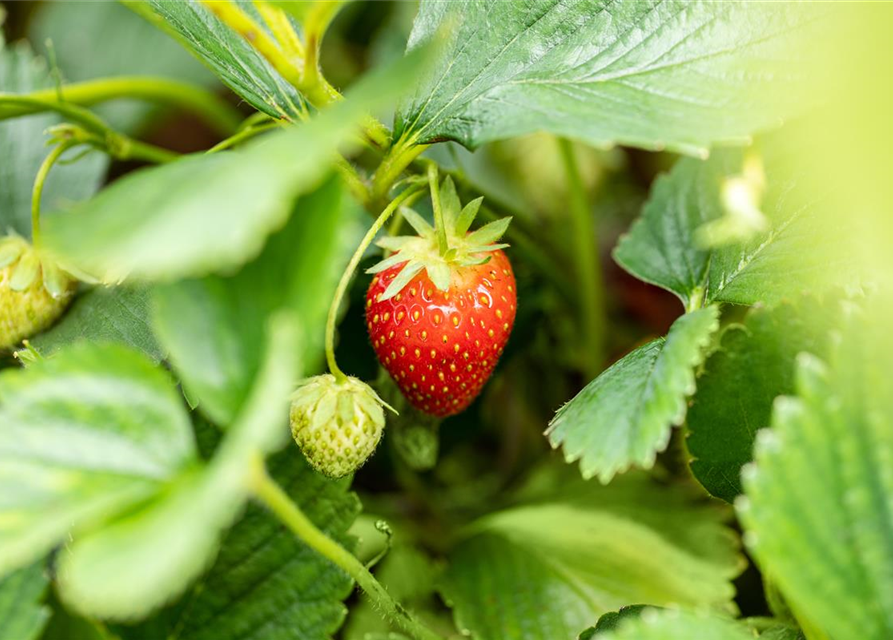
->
xmin=365 ymin=178 xmax=516 ymax=417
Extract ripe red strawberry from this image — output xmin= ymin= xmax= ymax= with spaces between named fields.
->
xmin=365 ymin=178 xmax=516 ymax=417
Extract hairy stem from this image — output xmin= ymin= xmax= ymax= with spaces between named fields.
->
xmin=249 ymin=457 xmax=445 ymax=640
xmin=428 ymin=163 xmax=449 ymax=254
xmin=31 ymin=141 xmax=78 ymax=246
xmin=325 ymin=187 xmax=424 ymax=381
xmin=372 ymin=135 xmax=428 ymax=208
xmin=254 ymin=1 xmax=305 ymax=61
xmin=0 ymin=76 xmax=241 ymax=136
xmin=558 ymin=136 xmax=605 ymax=377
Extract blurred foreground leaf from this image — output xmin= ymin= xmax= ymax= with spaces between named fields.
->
xmin=739 ymin=299 xmax=893 ymax=640
xmin=0 ymin=560 xmax=49 ymax=640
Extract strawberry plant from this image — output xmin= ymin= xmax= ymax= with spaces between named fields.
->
xmin=0 ymin=2 xmax=890 ymax=640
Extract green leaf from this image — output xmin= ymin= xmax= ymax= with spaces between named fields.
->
xmin=43 ymin=47 xmax=428 ymax=281
xmin=687 ymin=299 xmax=840 ymax=502
xmin=589 ymin=606 xmax=650 ymax=636
xmin=614 ymin=141 xmax=856 ymax=308
xmin=593 ymin=609 xmax=754 ymax=640
xmin=440 ymin=472 xmax=742 ymax=640
xmin=738 ymin=301 xmax=893 ymax=640
xmin=29 ymin=0 xmax=215 ymax=133
xmin=138 ymin=452 xmax=359 ymax=640
xmin=153 ymin=176 xmax=361 ymax=425
xmin=0 ymin=560 xmax=49 ymax=640
xmin=29 ymin=286 xmax=163 ymax=362
xmin=547 ymin=306 xmax=719 ymax=483
xmin=0 ymin=343 xmax=195 ymax=577
xmin=56 ymin=316 xmax=300 ymax=620
xmin=396 ymin=1 xmax=816 ymax=155
xmin=0 ymin=34 xmax=106 ymax=238
xmin=144 ymin=0 xmax=306 ymax=120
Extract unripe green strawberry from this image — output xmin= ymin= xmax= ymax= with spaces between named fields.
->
xmin=289 ymin=374 xmax=393 ymax=478
xmin=0 ymin=235 xmax=76 ymax=351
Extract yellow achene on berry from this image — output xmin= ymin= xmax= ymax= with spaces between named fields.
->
xmin=0 ymin=235 xmax=76 ymax=351
xmin=289 ymin=374 xmax=392 ymax=478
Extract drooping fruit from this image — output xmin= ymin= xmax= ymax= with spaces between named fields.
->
xmin=0 ymin=235 xmax=76 ymax=351
xmin=289 ymin=374 xmax=392 ymax=478
xmin=365 ymin=178 xmax=517 ymax=417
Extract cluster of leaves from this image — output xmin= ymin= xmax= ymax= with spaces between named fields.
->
xmin=0 ymin=2 xmax=890 ymax=640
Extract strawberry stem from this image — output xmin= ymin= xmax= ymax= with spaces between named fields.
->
xmin=249 ymin=455 xmax=446 ymax=640
xmin=31 ymin=140 xmax=78 ymax=247
xmin=428 ymin=163 xmax=450 ymax=256
xmin=325 ymin=186 xmax=425 ymax=382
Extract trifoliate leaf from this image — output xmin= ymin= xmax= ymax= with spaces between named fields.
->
xmin=738 ymin=300 xmax=893 ymax=640
xmin=547 ymin=306 xmax=719 ymax=483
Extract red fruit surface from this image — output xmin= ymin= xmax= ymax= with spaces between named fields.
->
xmin=366 ymin=249 xmax=517 ymax=417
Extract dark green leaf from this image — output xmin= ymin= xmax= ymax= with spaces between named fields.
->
xmin=153 ymin=176 xmax=361 ymax=425
xmin=0 ymin=560 xmax=49 ymax=640
xmin=547 ymin=306 xmax=719 ymax=483
xmin=29 ymin=286 xmax=162 ymax=362
xmin=397 ymin=1 xmax=817 ymax=154
xmin=590 ymin=606 xmax=650 ymax=635
xmin=0 ymin=34 xmax=106 ymax=238
xmin=144 ymin=0 xmax=305 ymax=120
xmin=614 ymin=141 xmax=856 ymax=308
xmin=738 ymin=299 xmax=893 ymax=640
xmin=440 ymin=472 xmax=741 ymax=640
xmin=687 ymin=299 xmax=840 ymax=502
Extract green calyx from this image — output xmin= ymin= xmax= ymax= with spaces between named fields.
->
xmin=0 ymin=234 xmax=75 ymax=299
xmin=366 ymin=176 xmax=511 ymax=301
xmin=289 ymin=374 xmax=395 ymax=478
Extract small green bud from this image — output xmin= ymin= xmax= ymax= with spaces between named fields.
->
xmin=289 ymin=374 xmax=392 ymax=478
xmin=0 ymin=235 xmax=76 ymax=351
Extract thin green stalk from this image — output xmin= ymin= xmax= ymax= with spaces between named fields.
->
xmin=249 ymin=456 xmax=445 ymax=640
xmin=371 ymin=135 xmax=428 ymax=206
xmin=558 ymin=137 xmax=605 ymax=377
xmin=207 ymin=122 xmax=282 ymax=153
xmin=325 ymin=187 xmax=424 ymax=381
xmin=0 ymin=76 xmax=241 ymax=136
xmin=31 ymin=140 xmax=78 ymax=246
xmin=427 ymin=163 xmax=449 ymax=254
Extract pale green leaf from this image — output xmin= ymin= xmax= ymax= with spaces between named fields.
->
xmin=738 ymin=301 xmax=893 ymax=640
xmin=594 ymin=609 xmax=754 ymax=640
xmin=0 ymin=343 xmax=195 ymax=577
xmin=547 ymin=306 xmax=719 ymax=483
xmin=440 ymin=472 xmax=742 ymax=640
xmin=144 ymin=0 xmax=305 ymax=120
xmin=0 ymin=34 xmax=106 ymax=238
xmin=0 ymin=560 xmax=49 ymax=640
xmin=153 ymin=177 xmax=361 ymax=425
xmin=454 ymin=197 xmax=483 ymax=236
xmin=56 ymin=316 xmax=300 ymax=620
xmin=29 ymin=286 xmax=163 ymax=362
xmin=382 ymin=262 xmax=425 ymax=301
xmin=401 ymin=208 xmax=434 ymax=237
xmin=614 ymin=141 xmax=857 ymax=308
xmin=464 ymin=217 xmax=511 ymax=247
xmin=687 ymin=299 xmax=840 ymax=502
xmin=396 ymin=1 xmax=817 ymax=155
xmin=44 ymin=50 xmax=428 ymax=281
